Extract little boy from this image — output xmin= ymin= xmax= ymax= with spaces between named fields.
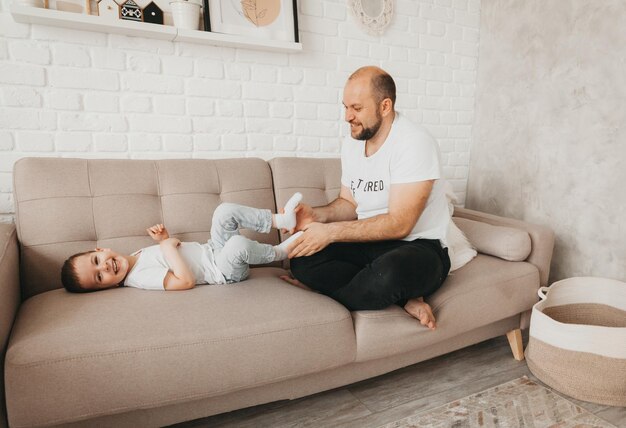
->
xmin=61 ymin=193 xmax=304 ymax=292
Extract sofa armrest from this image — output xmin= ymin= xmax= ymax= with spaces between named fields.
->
xmin=453 ymin=207 xmax=555 ymax=287
xmin=0 ymin=223 xmax=20 ymax=428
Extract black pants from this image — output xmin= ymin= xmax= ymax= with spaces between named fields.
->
xmin=290 ymin=238 xmax=451 ymax=311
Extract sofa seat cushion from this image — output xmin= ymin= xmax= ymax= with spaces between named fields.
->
xmin=352 ymin=255 xmax=539 ymax=362
xmin=5 ymin=268 xmax=355 ymax=427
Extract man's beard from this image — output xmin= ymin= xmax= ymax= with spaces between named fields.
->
xmin=352 ymin=112 xmax=383 ymax=141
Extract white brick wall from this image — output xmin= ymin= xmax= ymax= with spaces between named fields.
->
xmin=0 ymin=0 xmax=481 ymax=221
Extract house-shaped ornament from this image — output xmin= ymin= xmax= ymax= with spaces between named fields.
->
xmin=120 ymin=0 xmax=142 ymax=22
xmin=143 ymin=1 xmax=163 ymax=25
xmin=97 ymin=0 xmax=121 ymax=21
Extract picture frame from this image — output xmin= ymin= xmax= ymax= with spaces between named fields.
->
xmin=204 ymin=0 xmax=299 ymax=43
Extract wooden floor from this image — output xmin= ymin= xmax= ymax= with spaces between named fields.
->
xmin=174 ymin=331 xmax=626 ymax=427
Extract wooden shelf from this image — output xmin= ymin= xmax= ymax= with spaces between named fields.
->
xmin=174 ymin=28 xmax=301 ymax=52
xmin=10 ymin=4 xmax=303 ymax=53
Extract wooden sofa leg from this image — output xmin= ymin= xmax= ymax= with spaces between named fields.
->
xmin=506 ymin=329 xmax=525 ymax=361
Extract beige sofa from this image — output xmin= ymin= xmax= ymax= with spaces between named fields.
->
xmin=0 ymin=157 xmax=554 ymax=428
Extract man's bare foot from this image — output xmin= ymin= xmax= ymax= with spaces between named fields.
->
xmin=404 ymin=297 xmax=437 ymax=330
xmin=279 ymin=274 xmax=312 ymax=291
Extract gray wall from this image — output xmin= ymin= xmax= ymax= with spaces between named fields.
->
xmin=468 ymin=0 xmax=626 ymax=282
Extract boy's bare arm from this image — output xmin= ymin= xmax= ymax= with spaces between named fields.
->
xmin=159 ymin=238 xmax=196 ymax=290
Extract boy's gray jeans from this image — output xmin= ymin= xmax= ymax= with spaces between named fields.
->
xmin=210 ymin=203 xmax=276 ymax=283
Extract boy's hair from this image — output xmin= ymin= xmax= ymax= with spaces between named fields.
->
xmin=61 ymin=251 xmax=94 ymax=293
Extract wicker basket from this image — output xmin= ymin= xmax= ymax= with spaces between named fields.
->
xmin=525 ymin=277 xmax=626 ymax=406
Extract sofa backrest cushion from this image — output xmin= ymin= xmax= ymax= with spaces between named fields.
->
xmin=13 ymin=158 xmax=278 ymax=299
xmin=269 ymin=157 xmax=341 ymax=211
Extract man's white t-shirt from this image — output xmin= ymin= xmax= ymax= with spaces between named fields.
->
xmin=341 ymin=112 xmax=450 ymax=246
xmin=123 ymin=242 xmax=226 ymax=290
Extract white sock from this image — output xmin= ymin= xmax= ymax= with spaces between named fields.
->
xmin=273 ymin=192 xmax=303 ymax=231
xmin=273 ymin=231 xmax=303 ymax=261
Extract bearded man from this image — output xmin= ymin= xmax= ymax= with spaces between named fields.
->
xmin=285 ymin=66 xmax=452 ymax=330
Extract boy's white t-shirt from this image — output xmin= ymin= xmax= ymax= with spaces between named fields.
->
xmin=341 ymin=112 xmax=450 ymax=245
xmin=123 ymin=242 xmax=226 ymax=290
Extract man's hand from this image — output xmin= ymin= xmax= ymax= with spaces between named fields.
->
xmin=147 ymin=224 xmax=170 ymax=242
xmin=292 ymin=203 xmax=316 ymax=233
xmin=288 ymin=222 xmax=333 ymax=258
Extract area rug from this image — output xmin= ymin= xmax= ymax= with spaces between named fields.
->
xmin=380 ymin=376 xmax=616 ymax=428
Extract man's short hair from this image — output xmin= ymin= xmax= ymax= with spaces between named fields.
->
xmin=371 ymin=71 xmax=396 ymax=107
xmin=349 ymin=66 xmax=397 ymax=108
xmin=61 ymin=251 xmax=94 ymax=293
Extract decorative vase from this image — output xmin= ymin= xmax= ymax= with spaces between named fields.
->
xmin=170 ymin=1 xmax=200 ymax=30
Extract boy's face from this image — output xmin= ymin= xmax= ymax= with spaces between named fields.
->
xmin=74 ymin=248 xmax=130 ymax=291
